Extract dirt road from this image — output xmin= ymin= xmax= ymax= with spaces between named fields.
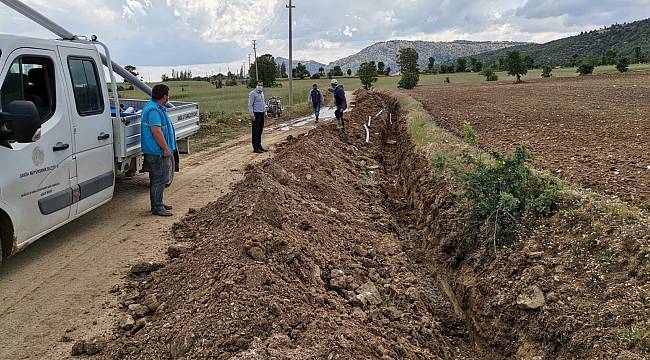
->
xmin=0 ymin=105 xmax=344 ymax=359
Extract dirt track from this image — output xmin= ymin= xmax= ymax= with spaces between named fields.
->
xmin=407 ymin=73 xmax=650 ymax=209
xmin=0 ymin=107 xmax=341 ymax=359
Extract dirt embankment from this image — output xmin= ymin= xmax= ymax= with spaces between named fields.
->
xmin=95 ymin=90 xmax=648 ymax=360
xmin=98 ymin=92 xmax=485 ymax=359
xmin=407 ymin=73 xmax=650 ymax=210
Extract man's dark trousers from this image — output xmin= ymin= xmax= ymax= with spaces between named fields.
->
xmin=252 ymin=112 xmax=265 ymax=151
xmin=144 ymin=154 xmax=170 ymax=212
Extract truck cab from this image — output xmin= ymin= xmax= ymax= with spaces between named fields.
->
xmin=0 ymin=0 xmax=200 ymax=266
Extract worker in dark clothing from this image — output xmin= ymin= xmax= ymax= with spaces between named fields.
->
xmin=248 ymin=80 xmax=267 ymax=153
xmin=328 ymin=79 xmax=347 ymax=133
xmin=308 ymin=83 xmax=324 ymax=123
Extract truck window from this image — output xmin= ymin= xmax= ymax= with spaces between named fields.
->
xmin=68 ymin=57 xmax=104 ymax=116
xmin=0 ymin=56 xmax=56 ymax=124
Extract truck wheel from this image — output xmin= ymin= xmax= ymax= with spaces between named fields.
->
xmin=165 ymin=157 xmax=175 ymax=188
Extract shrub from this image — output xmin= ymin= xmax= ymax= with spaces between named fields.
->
xmin=455 ymin=145 xmax=561 ymax=244
xmin=616 ymin=57 xmax=630 ymax=73
xmin=481 ymin=69 xmax=498 ymax=81
xmin=117 ymin=85 xmax=125 ymax=91
xmin=444 ymin=77 xmax=451 ymax=84
xmin=463 ymin=122 xmax=478 ymax=147
xmin=577 ymin=63 xmax=595 ymax=75
xmin=310 ymin=73 xmax=321 ymax=79
xmin=541 ymin=66 xmax=553 ymax=78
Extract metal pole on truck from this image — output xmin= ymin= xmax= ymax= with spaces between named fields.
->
xmin=286 ymin=0 xmax=295 ymax=106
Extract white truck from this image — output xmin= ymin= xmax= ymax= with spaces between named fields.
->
xmin=0 ymin=1 xmax=200 ymax=265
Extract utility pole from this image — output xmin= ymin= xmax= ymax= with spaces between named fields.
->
xmin=248 ymin=54 xmax=252 ymax=78
xmin=252 ymin=40 xmax=259 ymax=81
xmin=286 ymin=0 xmax=295 ymax=106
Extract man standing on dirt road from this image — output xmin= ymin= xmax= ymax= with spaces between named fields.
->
xmin=328 ymin=79 xmax=347 ymax=133
xmin=308 ymin=83 xmax=324 ymax=123
xmin=248 ymin=80 xmax=268 ymax=153
xmin=141 ymin=84 xmax=176 ymax=217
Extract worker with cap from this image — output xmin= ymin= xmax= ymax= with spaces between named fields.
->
xmin=328 ymin=79 xmax=347 ymax=133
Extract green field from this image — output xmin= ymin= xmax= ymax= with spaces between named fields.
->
xmin=113 ymin=63 xmax=650 ymax=151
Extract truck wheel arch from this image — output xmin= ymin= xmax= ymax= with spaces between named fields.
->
xmin=0 ymin=209 xmax=15 ymax=261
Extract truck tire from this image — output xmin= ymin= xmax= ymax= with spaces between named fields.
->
xmin=165 ymin=156 xmax=174 ymax=188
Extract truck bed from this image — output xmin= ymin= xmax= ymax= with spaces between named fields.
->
xmin=111 ymin=99 xmax=200 ymax=170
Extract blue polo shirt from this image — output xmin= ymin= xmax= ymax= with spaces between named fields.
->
xmin=141 ymin=99 xmax=177 ymax=156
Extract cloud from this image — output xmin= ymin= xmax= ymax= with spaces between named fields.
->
xmin=0 ymin=0 xmax=649 ymax=70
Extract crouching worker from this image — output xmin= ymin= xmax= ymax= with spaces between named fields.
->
xmin=141 ymin=84 xmax=176 ymax=216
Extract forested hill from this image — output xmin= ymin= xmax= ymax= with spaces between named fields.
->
xmin=328 ymin=40 xmax=526 ymax=74
xmin=477 ymin=18 xmax=650 ymax=67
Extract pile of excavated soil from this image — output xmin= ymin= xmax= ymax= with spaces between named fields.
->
xmin=407 ymin=73 xmax=650 ymax=210
xmin=99 ymin=92 xmax=484 ymax=359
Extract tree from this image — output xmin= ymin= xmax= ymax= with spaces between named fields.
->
xmin=248 ymin=54 xmax=279 ymax=87
xmin=384 ymin=66 xmax=391 ymax=76
xmin=318 ymin=67 xmax=325 ymax=76
xmin=577 ymin=54 xmax=598 ymax=75
xmin=469 ymin=57 xmax=483 ymax=72
xmin=570 ymin=54 xmax=580 ymax=67
xmin=280 ymin=63 xmax=288 ymax=78
xmin=616 ymin=57 xmax=630 ymax=72
xmin=358 ymin=62 xmax=378 ymax=90
xmin=427 ymin=56 xmax=435 ymax=72
xmin=523 ymin=55 xmax=534 ymax=69
xmin=633 ymin=46 xmax=645 ymax=63
xmin=456 ymin=58 xmax=468 ymax=72
xmin=125 ymin=65 xmax=139 ymax=77
xmin=295 ymin=63 xmax=310 ymax=80
xmin=541 ymin=66 xmax=553 ymax=78
xmin=332 ymin=66 xmax=344 ymax=77
xmin=347 ymin=68 xmax=352 ymax=76
xmin=398 ymin=47 xmax=420 ymax=89
xmin=377 ymin=61 xmax=385 ymax=74
xmin=602 ymin=49 xmax=618 ymax=65
xmin=504 ymin=50 xmax=527 ymax=83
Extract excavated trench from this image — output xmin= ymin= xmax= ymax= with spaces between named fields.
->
xmin=98 ymin=91 xmax=644 ymax=359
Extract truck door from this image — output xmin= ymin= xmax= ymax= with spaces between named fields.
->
xmin=0 ymin=48 xmax=74 ymax=244
xmin=57 ymin=46 xmax=114 ymax=216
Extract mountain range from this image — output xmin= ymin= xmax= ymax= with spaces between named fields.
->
xmin=275 ymin=57 xmax=327 ymax=76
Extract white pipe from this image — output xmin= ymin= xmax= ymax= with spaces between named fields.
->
xmin=389 ymin=113 xmax=393 ymax=125
xmin=368 ymin=116 xmax=372 ymax=127
xmin=364 ymin=124 xmax=370 ymax=143
xmin=375 ymin=109 xmax=384 ymax=117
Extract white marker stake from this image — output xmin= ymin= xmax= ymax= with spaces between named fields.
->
xmin=389 ymin=113 xmax=393 ymax=125
xmin=376 ymin=109 xmax=384 ymax=117
xmin=364 ymin=124 xmax=370 ymax=143
xmin=368 ymin=116 xmax=372 ymax=127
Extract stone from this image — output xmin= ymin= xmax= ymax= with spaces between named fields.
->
xmin=329 ymin=277 xmax=347 ymax=290
xmin=330 ymin=269 xmax=345 ymax=279
xmin=83 ymin=336 xmax=106 ymax=355
xmin=355 ymin=283 xmax=383 ymax=306
xmin=170 ymin=331 xmax=195 ymax=360
xmin=142 ymin=295 xmax=160 ymax=313
xmin=71 ymin=340 xmax=86 ymax=356
xmin=168 ymin=244 xmax=190 ymax=259
xmin=385 ymin=140 xmax=397 ymax=145
xmin=129 ymin=261 xmax=163 ymax=275
xmin=269 ymin=302 xmax=283 ymax=316
xmin=351 ymin=308 xmax=367 ymax=321
xmin=128 ymin=303 xmax=150 ymax=318
xmin=517 ymin=285 xmax=546 ymax=310
xmin=527 ymin=251 xmax=544 ymax=259
xmin=119 ymin=314 xmax=136 ymax=331
xmin=133 ymin=318 xmax=147 ymax=333
xmin=249 ymin=247 xmax=266 ymax=262
xmin=384 ymin=307 xmax=404 ymax=321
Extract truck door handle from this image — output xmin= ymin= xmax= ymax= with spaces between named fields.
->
xmin=53 ymin=143 xmax=70 ymax=152
xmin=97 ymin=133 xmax=110 ymax=141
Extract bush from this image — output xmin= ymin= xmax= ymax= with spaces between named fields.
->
xmin=616 ymin=57 xmax=630 ymax=73
xmin=455 ymin=145 xmax=561 ymax=244
xmin=310 ymin=73 xmax=321 ymax=79
xmin=117 ymin=85 xmax=125 ymax=91
xmin=481 ymin=69 xmax=498 ymax=81
xmin=225 ymin=79 xmax=238 ymax=87
xmin=577 ymin=63 xmax=595 ymax=75
xmin=541 ymin=66 xmax=553 ymax=78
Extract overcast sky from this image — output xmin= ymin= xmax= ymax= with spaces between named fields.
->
xmin=1 ymin=0 xmax=649 ymax=80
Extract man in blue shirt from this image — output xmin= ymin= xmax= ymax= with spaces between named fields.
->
xmin=328 ymin=79 xmax=347 ymax=133
xmin=248 ymin=80 xmax=267 ymax=153
xmin=141 ymin=84 xmax=176 ymax=216
xmin=308 ymin=84 xmax=324 ymax=123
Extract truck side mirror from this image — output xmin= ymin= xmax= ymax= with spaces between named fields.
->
xmin=1 ymin=100 xmax=42 ymax=143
